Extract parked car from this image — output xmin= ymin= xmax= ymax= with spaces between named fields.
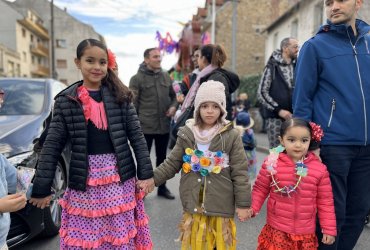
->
xmin=0 ymin=78 xmax=70 ymax=248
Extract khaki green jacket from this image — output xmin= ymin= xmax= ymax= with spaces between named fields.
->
xmin=129 ymin=63 xmax=177 ymax=134
xmin=154 ymin=120 xmax=251 ymax=217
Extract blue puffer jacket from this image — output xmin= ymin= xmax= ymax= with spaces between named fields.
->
xmin=293 ymin=19 xmax=370 ymax=145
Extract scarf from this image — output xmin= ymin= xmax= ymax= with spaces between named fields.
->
xmin=193 ymin=123 xmax=221 ymax=145
xmin=180 ymin=64 xmax=217 ymax=114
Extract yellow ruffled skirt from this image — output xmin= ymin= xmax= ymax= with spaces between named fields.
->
xmin=178 ymin=212 xmax=237 ymax=250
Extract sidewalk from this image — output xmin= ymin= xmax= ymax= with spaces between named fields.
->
xmin=254 ymin=132 xmax=270 ymax=154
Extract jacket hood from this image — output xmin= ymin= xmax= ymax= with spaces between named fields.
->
xmin=317 ymin=19 xmax=370 ymax=36
xmin=269 ymin=50 xmax=294 ymax=66
xmin=138 ymin=62 xmax=162 ymax=76
xmin=185 ymin=119 xmax=233 ymax=134
xmin=55 ymin=80 xmax=83 ymax=99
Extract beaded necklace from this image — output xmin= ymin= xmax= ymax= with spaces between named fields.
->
xmin=266 ymin=145 xmax=308 ymax=197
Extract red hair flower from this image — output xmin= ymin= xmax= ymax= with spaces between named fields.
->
xmin=309 ymin=122 xmax=324 ymax=142
xmin=107 ymin=49 xmax=117 ymax=70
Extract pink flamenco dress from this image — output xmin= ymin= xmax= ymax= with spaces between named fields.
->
xmin=59 ymin=86 xmax=152 ymax=250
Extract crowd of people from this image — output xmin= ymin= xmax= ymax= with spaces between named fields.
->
xmin=0 ymin=0 xmax=369 ymax=249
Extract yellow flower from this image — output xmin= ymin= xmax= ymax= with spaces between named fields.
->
xmin=199 ymin=157 xmax=211 ymax=167
xmin=182 ymin=163 xmax=192 ymax=173
xmin=212 ymin=166 xmax=221 ymax=174
xmin=185 ymin=148 xmax=194 ymax=155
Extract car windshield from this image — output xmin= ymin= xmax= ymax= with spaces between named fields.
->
xmin=0 ymin=80 xmax=45 ymax=115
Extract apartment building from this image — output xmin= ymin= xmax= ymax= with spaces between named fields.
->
xmin=0 ymin=0 xmax=50 ymax=78
xmin=11 ymin=0 xmax=104 ymax=84
xmin=0 ymin=43 xmax=21 ymax=77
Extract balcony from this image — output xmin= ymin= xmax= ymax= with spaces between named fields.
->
xmin=31 ymin=65 xmax=50 ymax=77
xmin=18 ymin=18 xmax=49 ymax=40
xmin=30 ymin=43 xmax=49 ymax=57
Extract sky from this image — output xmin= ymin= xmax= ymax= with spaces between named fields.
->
xmin=53 ymin=0 xmax=205 ymax=84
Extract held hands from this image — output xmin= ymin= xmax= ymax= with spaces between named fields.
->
xmin=236 ymin=207 xmax=253 ymax=222
xmin=0 ymin=193 xmax=27 ymax=213
xmin=137 ymin=178 xmax=155 ymax=194
xmin=322 ymin=234 xmax=335 ymax=245
xmin=29 ymin=195 xmax=52 ymax=209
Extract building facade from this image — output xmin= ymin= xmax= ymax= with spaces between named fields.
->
xmin=0 ymin=0 xmax=50 ymax=78
xmin=201 ymin=0 xmax=297 ymax=76
xmin=264 ymin=0 xmax=370 ymax=62
xmin=0 ymin=43 xmax=21 ymax=77
xmin=12 ymin=0 xmax=104 ymax=84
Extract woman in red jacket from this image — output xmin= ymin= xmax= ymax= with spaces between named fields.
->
xmin=251 ymin=118 xmax=336 ymax=249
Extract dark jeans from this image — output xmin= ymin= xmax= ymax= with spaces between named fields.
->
xmin=317 ymin=145 xmax=370 ymax=250
xmin=144 ymin=133 xmax=169 ymax=189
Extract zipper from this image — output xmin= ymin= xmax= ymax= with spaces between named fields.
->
xmin=67 ymin=94 xmax=90 ymax=172
xmin=347 ymin=30 xmax=368 ymax=145
xmin=201 ymin=176 xmax=207 ymax=213
xmin=328 ymin=98 xmax=336 ymax=128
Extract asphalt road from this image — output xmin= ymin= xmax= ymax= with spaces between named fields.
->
xmin=14 ymin=151 xmax=370 ymax=250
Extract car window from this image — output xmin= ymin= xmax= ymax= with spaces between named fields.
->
xmin=0 ymin=80 xmax=45 ymax=115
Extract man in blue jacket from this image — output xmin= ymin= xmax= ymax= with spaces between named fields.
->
xmin=293 ymin=0 xmax=370 ymax=249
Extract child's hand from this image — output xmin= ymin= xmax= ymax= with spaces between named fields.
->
xmin=236 ymin=207 xmax=253 ymax=222
xmin=0 ymin=193 xmax=27 ymax=213
xmin=137 ymin=178 xmax=155 ymax=194
xmin=322 ymin=234 xmax=335 ymax=245
xmin=29 ymin=195 xmax=52 ymax=209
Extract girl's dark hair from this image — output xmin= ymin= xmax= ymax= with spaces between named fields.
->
xmin=200 ymin=44 xmax=227 ymax=68
xmin=280 ymin=118 xmax=320 ymax=150
xmin=76 ymin=39 xmax=133 ymax=104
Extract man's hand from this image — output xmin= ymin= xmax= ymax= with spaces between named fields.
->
xmin=278 ymin=109 xmax=292 ymax=120
xmin=137 ymin=178 xmax=155 ymax=194
xmin=322 ymin=234 xmax=335 ymax=245
xmin=29 ymin=195 xmax=52 ymax=209
xmin=166 ymin=107 xmax=177 ymax=117
xmin=0 ymin=193 xmax=27 ymax=213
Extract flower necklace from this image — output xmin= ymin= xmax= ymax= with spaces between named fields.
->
xmin=266 ymin=145 xmax=308 ymax=197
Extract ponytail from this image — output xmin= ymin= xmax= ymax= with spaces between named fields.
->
xmin=211 ymin=44 xmax=227 ymax=68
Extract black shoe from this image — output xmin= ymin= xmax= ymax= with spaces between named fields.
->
xmin=157 ymin=187 xmax=175 ymax=200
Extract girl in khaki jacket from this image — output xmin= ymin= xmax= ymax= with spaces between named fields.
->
xmin=140 ymin=80 xmax=252 ymax=250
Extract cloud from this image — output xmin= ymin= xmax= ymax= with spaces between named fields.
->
xmin=53 ymin=0 xmax=205 ymax=83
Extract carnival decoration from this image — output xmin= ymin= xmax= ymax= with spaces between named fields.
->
xmin=155 ymin=31 xmax=179 ymax=54
xmin=266 ymin=145 xmax=308 ymax=197
xmin=182 ymin=148 xmax=229 ymax=176
xmin=201 ymin=32 xmax=211 ymax=45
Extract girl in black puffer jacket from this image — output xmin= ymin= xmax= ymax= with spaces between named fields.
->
xmin=30 ymin=39 xmax=153 ymax=249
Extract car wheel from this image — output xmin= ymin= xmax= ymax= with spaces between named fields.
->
xmin=40 ymin=161 xmax=66 ymax=237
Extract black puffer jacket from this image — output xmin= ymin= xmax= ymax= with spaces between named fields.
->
xmin=32 ymin=81 xmax=153 ymax=197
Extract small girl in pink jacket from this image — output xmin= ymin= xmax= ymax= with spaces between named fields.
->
xmin=251 ymin=118 xmax=336 ymax=249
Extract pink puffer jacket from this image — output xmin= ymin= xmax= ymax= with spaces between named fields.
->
xmin=252 ymin=152 xmax=336 ymax=236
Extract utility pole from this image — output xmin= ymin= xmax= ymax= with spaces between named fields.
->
xmin=50 ymin=0 xmax=56 ymax=79
xmin=231 ymin=0 xmax=237 ymax=72
xmin=211 ymin=0 xmax=216 ymax=43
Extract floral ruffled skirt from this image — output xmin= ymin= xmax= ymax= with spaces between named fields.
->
xmin=59 ymin=153 xmax=152 ymax=249
xmin=257 ymin=224 xmax=318 ymax=250
xmin=178 ymin=212 xmax=237 ymax=250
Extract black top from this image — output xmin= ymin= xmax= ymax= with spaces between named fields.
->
xmin=87 ymin=90 xmax=114 ymax=155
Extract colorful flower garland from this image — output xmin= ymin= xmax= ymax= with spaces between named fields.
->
xmin=266 ymin=145 xmax=308 ymax=197
xmin=182 ymin=148 xmax=229 ymax=176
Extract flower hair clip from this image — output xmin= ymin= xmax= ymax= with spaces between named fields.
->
xmin=107 ymin=49 xmax=117 ymax=70
xmin=309 ymin=122 xmax=324 ymax=142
